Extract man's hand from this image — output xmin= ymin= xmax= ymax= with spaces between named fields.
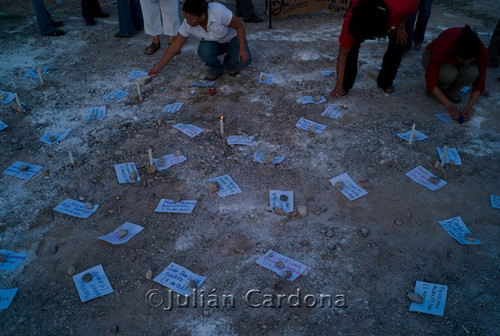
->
xmin=462 ymin=106 xmax=473 ymax=121
xmin=239 ymin=48 xmax=249 ymax=64
xmin=394 ymin=25 xmax=408 ymax=45
xmin=447 ymin=105 xmax=461 ymax=121
xmin=148 ymin=64 xmax=163 ymax=77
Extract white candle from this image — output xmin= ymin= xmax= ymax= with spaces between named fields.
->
xmin=36 ymin=66 xmax=43 ymax=86
xmin=219 ymin=116 xmax=224 ymax=137
xmin=148 ymin=148 xmax=153 ymax=166
xmin=14 ymin=93 xmax=22 ymax=110
xmin=408 ymin=123 xmax=416 ymax=145
xmin=440 ymin=146 xmax=449 ymax=167
xmin=68 ymin=150 xmax=75 ymax=165
xmin=136 ymin=81 xmax=142 ymax=100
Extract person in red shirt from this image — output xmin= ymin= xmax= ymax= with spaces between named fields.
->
xmin=330 ymin=0 xmax=418 ymax=97
xmin=422 ymin=25 xmax=488 ymax=123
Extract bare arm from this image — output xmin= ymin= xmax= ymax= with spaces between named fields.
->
xmin=330 ymin=46 xmax=349 ymax=98
xmin=430 ymin=86 xmax=460 ymax=121
xmin=462 ymin=90 xmax=481 ymax=121
xmin=148 ymin=33 xmax=188 ymax=76
xmin=227 ymin=14 xmax=249 ymax=64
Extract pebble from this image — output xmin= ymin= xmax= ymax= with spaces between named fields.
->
xmin=464 ymin=233 xmax=477 ymax=242
xmin=78 ymin=196 xmax=86 ymax=201
xmin=276 ymin=261 xmax=284 ymax=269
xmin=145 ymin=269 xmax=153 ymax=280
xmin=207 ymin=181 xmax=220 ymax=193
xmin=117 ymin=229 xmax=128 ymax=238
xmin=283 ymin=270 xmax=292 ymax=279
xmin=279 ymin=195 xmax=288 ymax=201
xmin=274 ymin=207 xmax=285 ymax=215
xmin=394 ymin=218 xmax=403 ymax=226
xmin=19 ymin=166 xmax=29 ymax=172
xmin=407 ymin=292 xmax=423 ymax=303
xmin=82 ymin=273 xmax=93 ymax=282
xmin=358 ymin=228 xmax=369 ymax=237
xmin=146 ymin=164 xmax=157 ymax=174
xmin=297 ymin=205 xmax=307 ymax=217
xmin=188 ymin=280 xmax=197 ymax=290
xmin=334 ymin=181 xmax=344 ymax=190
xmin=86 ymin=202 xmax=93 ymax=209
xmin=67 ymin=265 xmax=76 ymax=275
xmin=326 ymin=230 xmax=334 ymax=237
xmin=262 ymin=155 xmax=274 ymax=164
xmin=49 ymin=136 xmax=57 ymax=142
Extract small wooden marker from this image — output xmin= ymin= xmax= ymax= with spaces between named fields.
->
xmin=136 ymin=81 xmax=142 ymax=100
xmin=68 ymin=150 xmax=75 ymax=165
xmin=440 ymin=146 xmax=449 ymax=167
xmin=148 ymin=148 xmax=153 ymax=166
xmin=35 ymin=66 xmax=43 ymax=86
xmin=408 ymin=123 xmax=416 ymax=145
xmin=219 ymin=116 xmax=224 ymax=137
xmin=14 ymin=93 xmax=22 ymax=111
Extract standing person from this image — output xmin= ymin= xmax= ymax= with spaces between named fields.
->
xmin=139 ymin=0 xmax=180 ymax=55
xmin=422 ymin=25 xmax=488 ymax=123
xmin=235 ymin=0 xmax=263 ymax=23
xmin=32 ymin=0 xmax=65 ymax=36
xmin=115 ymin=0 xmax=144 ymax=37
xmin=488 ymin=18 xmax=500 ymax=68
xmin=82 ymin=0 xmax=110 ymax=26
xmin=405 ymin=0 xmax=433 ymax=51
xmin=330 ymin=0 xmax=419 ymax=97
xmin=148 ymin=0 xmax=251 ymax=80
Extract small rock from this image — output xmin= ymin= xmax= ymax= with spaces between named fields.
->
xmin=78 ymin=196 xmax=86 ymax=201
xmin=86 ymin=202 xmax=93 ymax=209
xmin=174 ymin=151 xmax=182 ymax=157
xmin=358 ymin=177 xmax=368 ymax=183
xmin=129 ymin=170 xmax=138 ymax=181
xmin=117 ymin=229 xmax=128 ymax=238
xmin=188 ymin=280 xmax=197 ymax=290
xmin=262 ymin=155 xmax=274 ymax=164
xmin=19 ymin=166 xmax=29 ymax=172
xmin=334 ymin=181 xmax=344 ymax=190
xmin=145 ymin=269 xmax=153 ymax=280
xmin=283 ymin=270 xmax=292 ymax=279
xmin=0 ymin=254 xmax=7 ymax=262
xmin=464 ymin=233 xmax=477 ymax=242
xmin=453 ymin=325 xmax=470 ymax=336
xmin=157 ymin=158 xmax=165 ymax=167
xmin=358 ymin=228 xmax=369 ymax=237
xmin=207 ymin=181 xmax=220 ymax=193
xmin=407 ymin=292 xmax=423 ymax=304
xmin=274 ymin=207 xmax=285 ymax=215
xmin=276 ymin=261 xmax=285 ymax=269
xmin=428 ymin=176 xmax=440 ymax=184
xmin=326 ymin=230 xmax=334 ymax=237
xmin=314 ymin=95 xmax=322 ymax=101
xmin=67 ymin=265 xmax=76 ymax=275
xmin=297 ymin=205 xmax=307 ymax=217
xmin=146 ymin=164 xmax=157 ymax=174
xmin=156 ymin=119 xmax=162 ymax=126
xmin=279 ymin=194 xmax=288 ymax=202
xmin=394 ymin=218 xmax=403 ymax=226
xmin=110 ymin=325 xmax=119 ymax=333
xmin=82 ymin=273 xmax=93 ymax=282
xmin=49 ymin=136 xmax=57 ymax=142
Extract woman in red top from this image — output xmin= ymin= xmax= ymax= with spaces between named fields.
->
xmin=330 ymin=0 xmax=418 ymax=97
xmin=423 ymin=25 xmax=488 ymax=123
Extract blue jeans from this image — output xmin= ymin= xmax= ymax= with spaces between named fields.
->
xmin=32 ymin=0 xmax=55 ymax=35
xmin=117 ymin=0 xmax=143 ymax=36
xmin=406 ymin=0 xmax=433 ymax=51
xmin=197 ymin=37 xmax=252 ymax=76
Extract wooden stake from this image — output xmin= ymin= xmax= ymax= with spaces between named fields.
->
xmin=440 ymin=146 xmax=449 ymax=167
xmin=35 ymin=66 xmax=43 ymax=86
xmin=14 ymin=93 xmax=22 ymax=111
xmin=148 ymin=149 xmax=153 ymax=166
xmin=68 ymin=150 xmax=75 ymax=165
xmin=408 ymin=123 xmax=416 ymax=145
xmin=136 ymin=82 xmax=142 ymax=100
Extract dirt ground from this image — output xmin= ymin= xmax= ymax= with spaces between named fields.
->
xmin=0 ymin=0 xmax=499 ymax=335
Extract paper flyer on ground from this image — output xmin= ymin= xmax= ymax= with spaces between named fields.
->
xmin=322 ymin=105 xmax=345 ymax=119
xmin=162 ymin=102 xmax=184 ymax=114
xmin=172 ymin=123 xmax=204 ymax=138
xmin=25 ymin=66 xmax=48 ymax=78
xmin=114 ymin=162 xmax=140 ymax=183
xmin=436 ymin=147 xmax=462 ymax=165
xmin=102 ymin=89 xmax=129 ymax=102
xmin=153 ymin=262 xmax=207 ymax=296
xmin=73 ymin=265 xmax=114 ymax=303
xmin=490 ymin=195 xmax=500 ymax=209
xmin=269 ymin=190 xmax=294 ymax=213
xmin=397 ymin=130 xmax=428 ymax=141
xmin=127 ymin=70 xmax=148 ymax=79
xmin=321 ymin=70 xmax=336 ymax=77
xmin=253 ymin=150 xmax=285 ymax=165
xmin=191 ymin=81 xmax=215 ymax=87
xmin=208 ymin=174 xmax=242 ymax=197
xmin=0 ymin=120 xmax=7 ymax=131
xmin=259 ymin=72 xmax=274 ymax=84
xmin=0 ymin=91 xmax=15 ymax=104
xmin=438 ymin=216 xmax=482 ymax=245
xmin=3 ymin=161 xmax=43 ymax=180
xmin=406 ymin=165 xmax=446 ymax=191
xmin=154 ymin=199 xmax=197 ymax=214
xmin=460 ymin=86 xmax=471 ymax=93
xmin=409 ymin=281 xmax=448 ymax=316
xmin=88 ymin=106 xmax=106 ymax=120
xmin=227 ymin=135 xmax=258 ymax=146
xmin=301 ymin=96 xmax=327 ymax=104
xmin=53 ymin=198 xmax=99 ymax=218
xmin=39 ymin=128 xmax=71 ymax=145
xmin=0 ymin=288 xmax=18 ymax=310
xmin=295 ymin=118 xmax=326 ymax=134
xmin=0 ymin=250 xmax=28 ymax=271
xmin=329 ymin=173 xmax=368 ymax=201
xmin=97 ymin=222 xmax=144 ymax=245
xmin=255 ymin=250 xmax=307 ymax=281
xmin=434 ymin=114 xmax=453 ymax=123
xmin=153 ymin=154 xmax=187 ymax=170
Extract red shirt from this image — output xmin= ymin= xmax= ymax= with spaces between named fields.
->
xmin=425 ymin=27 xmax=488 ymax=92
xmin=339 ymin=0 xmax=419 ymax=49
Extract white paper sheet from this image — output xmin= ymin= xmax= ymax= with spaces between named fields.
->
xmin=409 ymin=281 xmax=447 ymax=316
xmin=153 ymin=262 xmax=207 ymax=296
xmin=208 ymin=175 xmax=242 ymax=197
xmin=406 ymin=165 xmax=446 ymax=191
xmin=154 ymin=199 xmax=197 ymax=213
xmin=39 ymin=129 xmax=71 ymax=145
xmin=73 ymin=265 xmax=114 ymax=302
xmin=0 ymin=250 xmax=27 ymax=271
xmin=269 ymin=190 xmax=294 ymax=213
xmin=329 ymin=173 xmax=367 ymax=200
xmin=295 ymin=118 xmax=326 ymax=134
xmin=97 ymin=222 xmax=144 ymax=245
xmin=172 ymin=123 xmax=204 ymax=138
xmin=259 ymin=72 xmax=274 ymax=84
xmin=227 ymin=135 xmax=258 ymax=146
xmin=255 ymin=250 xmax=307 ymax=281
xmin=3 ymin=161 xmax=43 ymax=180
xmin=438 ymin=216 xmax=482 ymax=245
xmin=53 ymin=198 xmax=99 ymax=218
xmin=114 ymin=162 xmax=140 ymax=184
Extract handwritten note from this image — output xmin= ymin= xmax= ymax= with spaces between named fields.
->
xmin=0 ymin=121 xmax=7 ymax=131
xmin=154 ymin=199 xmax=197 ymax=214
xmin=490 ymin=195 xmax=500 ymax=209
xmin=172 ymin=123 xmax=204 ymax=138
xmin=409 ymin=281 xmax=448 ymax=316
xmin=3 ymin=161 xmax=43 ymax=180
xmin=0 ymin=288 xmax=18 ymax=310
xmin=102 ymin=89 xmax=129 ymax=102
xmin=259 ymin=72 xmax=274 ymax=84
xmin=54 ymin=198 xmax=99 ymax=218
xmin=208 ymin=175 xmax=242 ymax=197
xmin=269 ymin=190 xmax=294 ymax=213
xmin=153 ymin=262 xmax=207 ymax=296
xmin=255 ymin=250 xmax=307 ymax=281
xmin=436 ymin=147 xmax=462 ymax=165
xmin=301 ymin=96 xmax=327 ymax=104
xmin=397 ymin=130 xmax=428 ymax=142
xmin=128 ymin=70 xmax=148 ymax=80
xmin=162 ymin=102 xmax=184 ymax=114
xmin=0 ymin=91 xmax=15 ymax=104
xmin=25 ymin=66 xmax=48 ymax=78
xmin=321 ymin=105 xmax=345 ymax=119
xmin=39 ymin=128 xmax=71 ymax=145
xmin=153 ymin=154 xmax=187 ymax=170
xmin=321 ymin=70 xmax=336 ymax=77
xmin=227 ymin=135 xmax=258 ymax=146
xmin=295 ymin=118 xmax=326 ymax=134
xmin=253 ymin=150 xmax=285 ymax=165
xmin=438 ymin=216 xmax=482 ymax=245
xmin=434 ymin=114 xmax=453 ymax=123
xmin=98 ymin=222 xmax=144 ymax=245
xmin=87 ymin=106 xmax=106 ymax=120
xmin=406 ymin=165 xmax=446 ymax=191
xmin=329 ymin=173 xmax=368 ymax=201
xmin=460 ymin=86 xmax=471 ymax=93
xmin=0 ymin=250 xmax=27 ymax=271
xmin=73 ymin=265 xmax=114 ymax=302
xmin=114 ymin=162 xmax=140 ymax=184
xmin=191 ymin=81 xmax=215 ymax=87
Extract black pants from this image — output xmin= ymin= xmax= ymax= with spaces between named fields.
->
xmin=488 ymin=18 xmax=500 ymax=66
xmin=343 ymin=33 xmax=406 ymax=91
xmin=82 ymin=0 xmax=105 ymax=22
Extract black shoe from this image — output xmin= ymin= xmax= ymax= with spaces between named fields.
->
xmin=54 ymin=21 xmax=63 ymax=28
xmin=43 ymin=29 xmax=65 ymax=36
xmin=85 ymin=19 xmax=96 ymax=26
xmin=243 ymin=15 xmax=263 ymax=23
xmin=95 ymin=12 xmax=110 ymax=18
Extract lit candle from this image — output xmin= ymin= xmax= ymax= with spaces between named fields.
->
xmin=35 ymin=66 xmax=43 ymax=86
xmin=68 ymin=150 xmax=75 ymax=165
xmin=136 ymin=81 xmax=142 ymax=100
xmin=297 ymin=80 xmax=303 ymax=86
xmin=408 ymin=123 xmax=416 ymax=145
xmin=190 ymin=89 xmax=196 ymax=96
xmin=219 ymin=116 xmax=224 ymax=137
xmin=14 ymin=93 xmax=22 ymax=110
xmin=343 ymin=104 xmax=348 ymax=110
xmin=440 ymin=146 xmax=449 ymax=167
xmin=148 ymin=148 xmax=153 ymax=166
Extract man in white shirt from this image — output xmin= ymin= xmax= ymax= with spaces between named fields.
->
xmin=148 ymin=0 xmax=251 ymax=80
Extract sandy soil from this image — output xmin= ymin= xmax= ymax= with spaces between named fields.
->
xmin=0 ymin=0 xmax=499 ymax=335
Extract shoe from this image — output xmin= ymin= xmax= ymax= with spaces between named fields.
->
xmin=95 ymin=12 xmax=110 ymax=18
xmin=205 ymin=71 xmax=221 ymax=80
xmin=114 ymin=32 xmax=132 ymax=38
xmin=414 ymin=42 xmax=422 ymax=51
xmin=228 ymin=69 xmax=239 ymax=77
xmin=85 ymin=19 xmax=96 ymax=26
xmin=53 ymin=21 xmax=63 ymax=28
xmin=43 ymin=30 xmax=65 ymax=36
xmin=377 ymin=83 xmax=394 ymax=93
xmin=144 ymin=42 xmax=161 ymax=55
xmin=243 ymin=15 xmax=263 ymax=23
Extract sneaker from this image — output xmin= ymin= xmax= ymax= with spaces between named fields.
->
xmin=243 ymin=15 xmax=263 ymax=23
xmin=228 ymin=69 xmax=239 ymax=77
xmin=414 ymin=42 xmax=422 ymax=51
xmin=205 ymin=71 xmax=221 ymax=81
xmin=95 ymin=12 xmax=110 ymax=18
xmin=43 ymin=29 xmax=65 ymax=36
xmin=53 ymin=21 xmax=63 ymax=28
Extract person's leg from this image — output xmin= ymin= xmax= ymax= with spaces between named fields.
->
xmin=450 ymin=64 xmax=479 ymax=96
xmin=32 ymin=0 xmax=55 ymax=35
xmin=198 ymin=41 xmax=225 ymax=77
xmin=140 ymin=0 xmax=161 ymax=53
xmin=82 ymin=0 xmax=95 ymax=23
xmin=488 ymin=18 xmax=500 ymax=66
xmin=130 ymin=0 xmax=144 ymax=31
xmin=223 ymin=36 xmax=252 ymax=72
xmin=413 ymin=0 xmax=433 ymax=45
xmin=437 ymin=63 xmax=460 ymax=99
xmin=343 ymin=41 xmax=361 ymax=92
xmin=237 ymin=0 xmax=262 ymax=22
xmin=405 ymin=9 xmax=418 ymax=52
xmin=377 ymin=34 xmax=405 ymax=91
xmin=159 ymin=0 xmax=180 ymax=38
xmin=93 ymin=0 xmax=109 ymax=17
